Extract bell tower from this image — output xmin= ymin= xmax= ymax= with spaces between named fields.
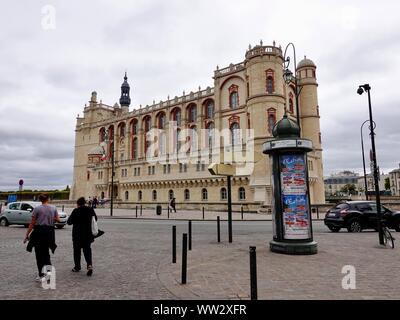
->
xmin=119 ymin=72 xmax=131 ymax=113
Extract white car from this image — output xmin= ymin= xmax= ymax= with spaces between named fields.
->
xmin=0 ymin=202 xmax=68 ymax=229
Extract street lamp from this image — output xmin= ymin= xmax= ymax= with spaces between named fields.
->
xmin=283 ymin=43 xmax=302 ymax=135
xmin=360 ymin=119 xmax=376 ymax=201
xmin=357 ymin=84 xmax=383 ymax=245
xmin=103 ymin=129 xmax=115 ymax=217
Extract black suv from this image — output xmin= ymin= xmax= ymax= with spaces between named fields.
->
xmin=324 ymin=201 xmax=400 ymax=233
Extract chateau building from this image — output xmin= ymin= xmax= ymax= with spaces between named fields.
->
xmin=70 ymin=41 xmax=325 ymax=211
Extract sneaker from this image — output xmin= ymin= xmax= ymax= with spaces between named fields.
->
xmin=87 ymin=266 xmax=93 ymax=276
xmin=71 ymin=267 xmax=81 ymax=272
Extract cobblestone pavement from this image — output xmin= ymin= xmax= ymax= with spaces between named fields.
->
xmin=1 ymin=219 xmax=399 ymax=299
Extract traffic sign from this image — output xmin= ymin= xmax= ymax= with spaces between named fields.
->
xmin=19 ymin=179 xmax=24 ymax=186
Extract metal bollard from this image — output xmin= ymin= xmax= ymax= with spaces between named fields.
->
xmin=135 ymin=205 xmax=138 ymax=218
xmin=182 ymin=233 xmax=187 ymax=284
xmin=172 ymin=226 xmax=176 ymax=264
xmin=249 ymin=246 xmax=258 ymax=300
xmin=168 ymin=205 xmax=170 ymax=219
xmin=241 ymin=205 xmax=244 ymax=220
xmin=317 ymin=206 xmax=320 ymax=219
xmin=140 ymin=205 xmax=142 ymax=216
xmin=62 ymin=205 xmax=64 ymax=212
xmin=202 ymin=207 xmax=205 ymax=220
xmin=188 ymin=220 xmax=192 ymax=251
xmin=217 ymin=216 xmax=221 ymax=243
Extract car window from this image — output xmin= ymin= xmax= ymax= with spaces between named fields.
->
xmin=334 ymin=204 xmax=349 ymax=210
xmin=9 ymin=203 xmax=20 ymax=210
xmin=356 ymin=204 xmax=372 ymax=211
xmin=21 ymin=203 xmax=33 ymax=211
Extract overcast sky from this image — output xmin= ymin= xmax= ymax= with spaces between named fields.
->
xmin=0 ymin=0 xmax=399 ymax=191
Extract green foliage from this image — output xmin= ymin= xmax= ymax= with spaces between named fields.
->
xmin=384 ymin=178 xmax=391 ymax=190
xmin=340 ymin=183 xmax=357 ymax=195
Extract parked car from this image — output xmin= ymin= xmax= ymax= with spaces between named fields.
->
xmin=324 ymin=201 xmax=400 ymax=233
xmin=0 ymin=202 xmax=68 ymax=229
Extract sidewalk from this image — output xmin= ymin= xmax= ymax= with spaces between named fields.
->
xmin=157 ymin=229 xmax=400 ymax=300
xmin=61 ymin=207 xmax=325 ymax=221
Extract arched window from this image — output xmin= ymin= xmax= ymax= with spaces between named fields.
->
xmin=229 ymin=85 xmax=239 ymax=108
xmin=176 ymin=128 xmax=181 ymax=153
xmin=267 ymin=109 xmax=276 ymax=133
xmin=99 ymin=127 xmax=106 ymax=142
xmin=289 ymin=92 xmax=294 ymax=113
xmin=205 ymin=100 xmax=214 ymax=119
xmin=202 ymin=188 xmax=208 ymax=201
xmin=119 ymin=122 xmax=126 ymax=137
xmin=143 ymin=116 xmax=151 ymax=132
xmin=131 ymin=119 xmax=138 ymax=135
xmin=172 ymin=108 xmax=182 ymax=127
xmin=184 ymin=189 xmax=190 ymax=201
xmin=266 ymin=69 xmax=275 ymax=94
xmin=188 ymin=104 xmax=197 ymax=123
xmin=239 ymin=187 xmax=246 ymax=200
xmin=138 ymin=190 xmax=142 ymax=201
xmin=169 ymin=190 xmax=174 ymax=200
xmin=158 ymin=112 xmax=166 ymax=129
xmin=143 ymin=116 xmax=151 ymax=156
xmin=152 ymin=190 xmax=157 ymax=201
xmin=132 ymin=137 xmax=138 ymax=159
xmin=206 ymin=122 xmax=215 ymax=149
xmin=189 ymin=125 xmax=197 ymax=152
xmin=101 ymin=191 xmax=105 ymax=199
xmin=221 ymin=187 xmax=227 ymax=200
xmin=159 ymin=132 xmax=166 ymax=156
xmin=230 ymin=122 xmax=240 ymax=146
xmin=125 ymin=191 xmax=129 ymax=201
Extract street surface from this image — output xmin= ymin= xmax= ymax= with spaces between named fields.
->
xmin=1 ymin=219 xmax=399 ymax=299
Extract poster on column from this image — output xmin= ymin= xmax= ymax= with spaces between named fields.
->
xmin=280 ymin=154 xmax=311 ymax=239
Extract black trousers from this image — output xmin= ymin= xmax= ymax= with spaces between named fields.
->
xmin=73 ymin=242 xmax=92 ymax=269
xmin=34 ymin=243 xmax=51 ymax=276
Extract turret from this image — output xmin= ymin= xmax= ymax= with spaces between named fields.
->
xmin=119 ymin=72 xmax=131 ymax=113
xmin=297 ymin=56 xmax=325 ymax=204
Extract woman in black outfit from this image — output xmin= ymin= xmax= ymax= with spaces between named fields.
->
xmin=67 ymin=197 xmax=97 ymax=276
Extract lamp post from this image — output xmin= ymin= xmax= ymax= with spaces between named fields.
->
xmin=357 ymin=84 xmax=383 ymax=245
xmin=283 ymin=43 xmax=301 ymax=136
xmin=360 ymin=120 xmax=376 ymax=200
xmin=103 ymin=129 xmax=115 ymax=217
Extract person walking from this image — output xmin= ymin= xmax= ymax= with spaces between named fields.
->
xmin=24 ymin=194 xmax=60 ymax=281
xmin=169 ymin=197 xmax=177 ymax=213
xmin=92 ymin=196 xmax=98 ymax=209
xmin=67 ymin=197 xmax=97 ymax=276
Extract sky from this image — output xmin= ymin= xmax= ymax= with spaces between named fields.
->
xmin=0 ymin=0 xmax=400 ymax=191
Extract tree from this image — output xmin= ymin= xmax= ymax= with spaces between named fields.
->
xmin=340 ymin=184 xmax=357 ymax=195
xmin=65 ymin=185 xmax=70 ymax=191
xmin=384 ymin=178 xmax=390 ymax=191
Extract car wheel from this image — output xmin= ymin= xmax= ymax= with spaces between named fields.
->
xmin=23 ymin=224 xmax=29 ymax=228
xmin=0 ymin=218 xmax=9 ymax=227
xmin=395 ymin=222 xmax=400 ymax=232
xmin=347 ymin=219 xmax=362 ymax=232
xmin=328 ymin=226 xmax=341 ymax=232
xmin=56 ymin=225 xmax=65 ymax=229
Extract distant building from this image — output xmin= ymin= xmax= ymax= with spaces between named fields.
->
xmin=357 ymin=172 xmax=390 ymax=195
xmin=324 ymin=171 xmax=359 ymax=196
xmin=390 ymin=164 xmax=400 ymax=196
